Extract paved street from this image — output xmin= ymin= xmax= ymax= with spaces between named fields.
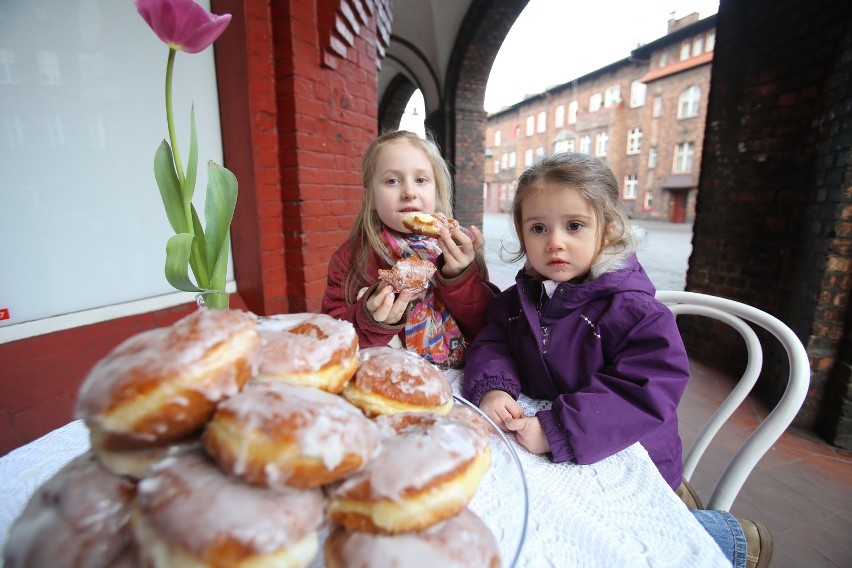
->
xmin=481 ymin=212 xmax=693 ymax=292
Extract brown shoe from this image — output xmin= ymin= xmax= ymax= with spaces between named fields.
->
xmin=740 ymin=519 xmax=773 ymax=568
xmin=675 ymin=479 xmax=704 ymax=509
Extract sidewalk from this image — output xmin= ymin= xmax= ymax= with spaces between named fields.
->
xmin=480 ymin=212 xmax=852 ymax=567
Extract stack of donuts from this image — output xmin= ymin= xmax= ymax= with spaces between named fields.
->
xmin=3 ymin=308 xmax=501 ymax=568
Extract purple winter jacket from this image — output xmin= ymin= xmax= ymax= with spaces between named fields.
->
xmin=463 ymin=254 xmax=689 ymax=489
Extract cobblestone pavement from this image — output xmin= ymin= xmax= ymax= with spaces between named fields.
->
xmin=481 ymin=212 xmax=693 ymax=292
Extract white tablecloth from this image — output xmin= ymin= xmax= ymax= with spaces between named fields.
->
xmin=0 ymin=371 xmax=730 ymax=567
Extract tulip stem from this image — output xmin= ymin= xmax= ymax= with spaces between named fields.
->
xmin=165 ymin=48 xmax=185 ymax=186
xmin=164 ymin=47 xmax=207 ymax=289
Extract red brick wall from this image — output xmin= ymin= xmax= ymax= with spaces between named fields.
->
xmin=0 ymin=0 xmax=392 ymax=456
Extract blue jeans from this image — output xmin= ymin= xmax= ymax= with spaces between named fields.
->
xmin=691 ymin=510 xmax=747 ymax=568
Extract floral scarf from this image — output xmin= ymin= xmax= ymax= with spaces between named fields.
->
xmin=379 ymin=227 xmax=466 ymax=368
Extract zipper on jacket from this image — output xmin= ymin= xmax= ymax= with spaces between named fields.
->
xmin=541 ymin=324 xmax=550 ymax=353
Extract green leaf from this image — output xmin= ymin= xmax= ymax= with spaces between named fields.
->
xmin=190 ymin=205 xmax=210 ymax=288
xmin=164 ymin=233 xmax=202 ymax=292
xmin=184 ymin=105 xmax=198 ymax=208
xmin=204 ymin=161 xmax=238 ymax=290
xmin=154 ymin=141 xmax=187 ymax=233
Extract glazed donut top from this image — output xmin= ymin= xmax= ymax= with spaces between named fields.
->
xmin=256 ymin=313 xmax=358 ymax=374
xmin=209 ymin=382 xmax=380 ymax=472
xmin=355 ymin=347 xmax=453 ymax=408
xmin=76 ymin=308 xmax=259 ymax=417
xmin=378 ymin=257 xmax=436 ymax=294
xmin=3 ymin=451 xmax=137 ymax=568
xmin=325 ymin=508 xmax=500 ymax=567
xmin=136 ymin=450 xmax=324 ymax=555
xmin=333 ymin=412 xmax=486 ymax=501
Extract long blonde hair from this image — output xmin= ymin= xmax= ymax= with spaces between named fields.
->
xmin=508 ymin=152 xmax=636 ymax=271
xmin=343 ymin=130 xmax=454 ymax=302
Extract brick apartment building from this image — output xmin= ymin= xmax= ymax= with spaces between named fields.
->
xmin=484 ymin=13 xmax=714 ymax=223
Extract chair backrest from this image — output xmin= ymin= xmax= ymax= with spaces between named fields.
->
xmin=656 ymin=291 xmax=811 ymax=511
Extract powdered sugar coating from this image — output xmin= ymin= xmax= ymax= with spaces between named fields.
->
xmin=378 ymin=257 xmax=436 ymax=294
xmin=256 ymin=313 xmax=358 ymax=375
xmin=323 ymin=508 xmax=500 ymax=568
xmin=332 ymin=412 xmax=483 ymax=501
xmin=135 ymin=450 xmax=323 ymax=557
xmin=3 ymin=451 xmax=137 ymax=568
xmin=204 ymin=382 xmax=380 ymax=486
xmin=353 ymin=347 xmax=452 ymax=407
xmin=76 ymin=309 xmax=260 ymax=420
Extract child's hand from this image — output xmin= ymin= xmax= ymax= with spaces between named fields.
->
xmin=479 ymin=389 xmax=524 ymax=432
xmin=505 ymin=416 xmax=551 ymax=455
xmin=439 ymin=225 xmax=485 ymax=278
xmin=365 ymin=284 xmax=414 ymax=324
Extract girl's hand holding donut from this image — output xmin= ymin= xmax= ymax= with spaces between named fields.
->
xmin=365 ymin=283 xmax=413 ymax=324
xmin=479 ymin=389 xmax=524 ymax=432
xmin=439 ymin=224 xmax=485 ymax=278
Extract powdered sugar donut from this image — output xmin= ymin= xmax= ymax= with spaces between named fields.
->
xmin=3 ymin=451 xmax=138 ymax=568
xmin=326 ymin=411 xmax=492 ymax=534
xmin=323 ymin=508 xmax=501 ymax=568
xmin=378 ymin=256 xmax=436 ymax=294
xmin=202 ymin=382 xmax=381 ymax=489
xmin=76 ymin=308 xmax=261 ymax=451
xmin=341 ymin=347 xmax=454 ymax=416
xmin=133 ymin=450 xmax=324 ymax=567
xmin=252 ymin=313 xmax=359 ymax=393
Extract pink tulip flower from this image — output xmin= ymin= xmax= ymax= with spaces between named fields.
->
xmin=135 ymin=0 xmax=231 ymax=54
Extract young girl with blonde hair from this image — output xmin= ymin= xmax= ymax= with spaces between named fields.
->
xmin=322 ymin=130 xmax=498 ymax=367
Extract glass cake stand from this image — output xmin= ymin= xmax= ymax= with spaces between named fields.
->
xmin=455 ymin=394 xmax=529 ymax=567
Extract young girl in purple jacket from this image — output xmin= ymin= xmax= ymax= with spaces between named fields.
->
xmin=463 ymin=152 xmax=772 ymax=568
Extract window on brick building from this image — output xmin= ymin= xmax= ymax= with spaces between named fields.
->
xmin=706 ymin=30 xmax=715 ymax=52
xmin=627 ymin=128 xmax=642 ymax=155
xmin=680 ymin=40 xmax=691 ymax=61
xmin=648 ymin=146 xmax=657 ymax=169
xmin=493 ymin=159 xmax=499 ymax=174
xmin=524 ymin=148 xmax=534 ymax=167
xmin=580 ymin=134 xmax=592 ymax=154
xmin=623 ymin=174 xmax=638 ymax=199
xmin=692 ymin=35 xmax=704 ymax=56
xmin=674 ymin=142 xmax=695 ymax=172
xmin=536 ymin=147 xmax=545 ymax=159
xmin=494 ymin=129 xmax=501 ymax=146
xmin=537 ymin=111 xmax=546 ymax=133
xmin=568 ymin=100 xmax=578 ymax=124
xmin=653 ymin=95 xmax=663 ymax=117
xmin=659 ymin=51 xmax=668 ymax=67
xmin=604 ymin=85 xmax=620 ymax=108
xmin=589 ymin=93 xmax=602 ymax=112
xmin=678 ymin=86 xmax=701 ymax=118
xmin=643 ymin=190 xmax=653 ymax=210
xmin=554 ymin=138 xmax=575 ymax=154
xmin=630 ymin=81 xmax=646 ymax=107
xmin=514 ymin=124 xmax=520 ymax=138
xmin=526 ymin=115 xmax=534 ymax=136
xmin=595 ymin=132 xmax=608 ymax=156
xmin=501 ymin=153 xmax=508 ymax=170
xmin=555 ymin=105 xmax=565 ymax=128
xmin=509 ymin=151 xmax=516 ymax=168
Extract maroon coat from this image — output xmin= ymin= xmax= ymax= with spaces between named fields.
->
xmin=321 ymin=241 xmax=499 ymax=349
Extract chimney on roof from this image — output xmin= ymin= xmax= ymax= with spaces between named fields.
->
xmin=668 ymin=12 xmax=700 ymax=34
